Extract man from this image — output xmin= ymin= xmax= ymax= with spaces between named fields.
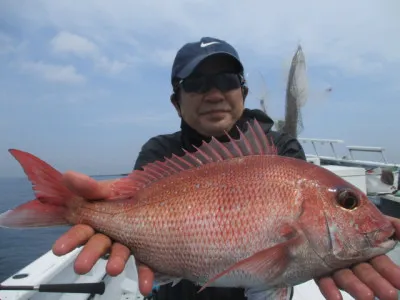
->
xmin=53 ymin=37 xmax=400 ymax=300
xmin=133 ymin=37 xmax=305 ymax=300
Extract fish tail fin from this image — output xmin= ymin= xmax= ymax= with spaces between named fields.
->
xmin=0 ymin=149 xmax=75 ymax=228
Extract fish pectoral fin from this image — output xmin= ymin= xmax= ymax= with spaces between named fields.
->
xmin=245 ymin=286 xmax=293 ymax=300
xmin=197 ymin=234 xmax=298 ymax=293
xmin=153 ymin=272 xmax=182 ymax=287
xmin=171 ymin=279 xmax=182 ymax=287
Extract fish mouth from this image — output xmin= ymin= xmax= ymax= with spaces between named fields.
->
xmin=369 ymin=227 xmax=397 ymax=249
xmin=386 ymin=231 xmax=397 ymax=244
xmin=320 ymin=227 xmax=397 ymax=270
xmin=379 ymin=231 xmax=397 ymax=247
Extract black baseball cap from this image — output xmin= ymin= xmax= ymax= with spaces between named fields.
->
xmin=171 ymin=37 xmax=244 ymax=84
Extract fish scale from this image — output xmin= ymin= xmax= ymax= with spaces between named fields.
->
xmin=63 ymin=157 xmax=357 ymax=286
xmin=0 ymin=119 xmax=397 ymax=299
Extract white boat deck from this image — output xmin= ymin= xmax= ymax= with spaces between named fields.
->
xmin=1 ymin=245 xmax=399 ymax=300
xmin=0 ymin=247 xmax=144 ymax=300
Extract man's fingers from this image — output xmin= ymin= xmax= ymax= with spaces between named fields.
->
xmin=52 ymin=224 xmax=95 ymax=256
xmin=136 ymin=261 xmax=155 ymax=296
xmin=386 ymin=216 xmax=400 ymax=240
xmin=370 ymin=255 xmax=400 ymax=290
xmin=73 ymin=233 xmax=112 ymax=274
xmin=352 ymin=261 xmax=398 ymax=300
xmin=106 ymin=243 xmax=131 ymax=276
xmin=332 ymin=268 xmax=374 ymax=300
xmin=62 ymin=171 xmax=110 ymax=200
xmin=314 ymin=276 xmax=343 ymax=300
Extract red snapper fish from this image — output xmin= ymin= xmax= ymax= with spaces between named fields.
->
xmin=0 ymin=120 xmax=397 ymax=299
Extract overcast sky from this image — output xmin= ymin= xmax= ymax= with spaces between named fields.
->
xmin=1 ymin=0 xmax=399 ymax=177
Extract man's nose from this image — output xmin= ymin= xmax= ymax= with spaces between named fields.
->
xmin=204 ymin=88 xmax=224 ymax=102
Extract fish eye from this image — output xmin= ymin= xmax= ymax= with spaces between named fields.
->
xmin=336 ymin=188 xmax=359 ymax=210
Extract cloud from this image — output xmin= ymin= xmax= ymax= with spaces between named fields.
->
xmin=2 ymin=0 xmax=399 ymax=81
xmin=0 ymin=32 xmax=16 ymax=55
xmin=50 ymin=31 xmax=128 ymax=74
xmin=145 ymin=49 xmax=179 ymax=68
xmin=1 ymin=0 xmax=399 ymax=177
xmin=50 ymin=31 xmax=98 ymax=57
xmin=18 ymin=61 xmax=86 ymax=84
xmin=4 ymin=0 xmax=398 ymax=77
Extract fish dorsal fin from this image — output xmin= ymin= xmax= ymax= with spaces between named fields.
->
xmin=110 ymin=119 xmax=278 ymax=198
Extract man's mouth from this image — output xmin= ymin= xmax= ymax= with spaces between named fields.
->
xmin=200 ymin=109 xmax=229 ymax=115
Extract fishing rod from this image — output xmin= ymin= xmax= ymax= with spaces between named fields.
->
xmin=0 ymin=282 xmax=105 ymax=294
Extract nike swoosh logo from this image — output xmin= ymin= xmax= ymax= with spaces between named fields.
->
xmin=200 ymin=41 xmax=219 ymax=47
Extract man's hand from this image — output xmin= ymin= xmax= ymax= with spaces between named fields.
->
xmin=315 ymin=216 xmax=400 ymax=300
xmin=51 ymin=171 xmax=155 ymax=296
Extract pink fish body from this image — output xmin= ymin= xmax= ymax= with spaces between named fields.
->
xmin=0 ymin=120 xmax=397 ymax=298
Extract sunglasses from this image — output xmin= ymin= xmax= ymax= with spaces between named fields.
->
xmin=178 ymin=72 xmax=244 ymax=94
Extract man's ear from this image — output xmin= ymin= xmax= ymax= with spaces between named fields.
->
xmin=242 ymin=85 xmax=249 ymax=101
xmin=170 ymin=93 xmax=182 ymax=117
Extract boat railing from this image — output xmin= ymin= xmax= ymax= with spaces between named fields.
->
xmin=299 ymin=138 xmax=400 ymax=170
xmin=298 ymin=138 xmax=344 ymax=159
xmin=346 ymin=145 xmax=388 ymax=163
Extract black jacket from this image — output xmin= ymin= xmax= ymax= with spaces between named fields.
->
xmin=134 ymin=108 xmax=306 ymax=300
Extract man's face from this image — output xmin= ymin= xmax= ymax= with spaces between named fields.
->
xmin=174 ymin=55 xmax=245 ymax=137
